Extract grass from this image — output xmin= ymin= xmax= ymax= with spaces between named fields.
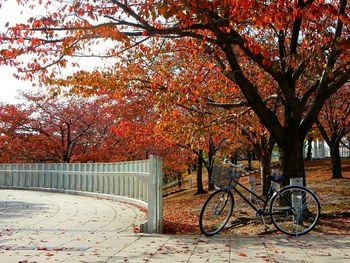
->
xmin=163 ymin=158 xmax=350 ymax=235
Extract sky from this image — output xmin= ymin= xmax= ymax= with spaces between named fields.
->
xmin=0 ymin=66 xmax=33 ymax=104
xmin=0 ymin=1 xmax=115 ymax=104
xmin=0 ymin=1 xmax=33 ymax=104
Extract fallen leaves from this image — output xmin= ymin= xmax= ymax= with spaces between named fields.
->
xmin=163 ymin=159 xmax=350 ymax=235
xmin=132 ymin=224 xmax=140 ymax=233
xmin=36 ymin=247 xmax=48 ymax=251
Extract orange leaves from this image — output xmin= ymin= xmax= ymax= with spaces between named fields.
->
xmin=158 ymin=3 xmax=168 ymax=17
xmin=16 ymin=38 xmax=25 ymax=44
xmin=30 ymin=38 xmax=41 ymax=46
xmin=139 ymin=43 xmax=150 ymax=53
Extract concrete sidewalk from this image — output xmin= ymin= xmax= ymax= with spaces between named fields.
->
xmin=0 ymin=190 xmax=349 ymax=262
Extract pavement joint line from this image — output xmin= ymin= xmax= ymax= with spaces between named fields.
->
xmin=289 ymin=236 xmax=315 ymax=263
xmin=260 ymin=235 xmax=281 ymax=263
xmin=0 ymin=238 xmax=13 ymax=244
xmin=146 ymin=234 xmax=181 ymax=261
xmin=185 ymin=234 xmax=201 ymax=263
xmin=228 ymin=235 xmax=231 ymax=262
xmin=321 ymin=234 xmax=350 ymax=255
xmin=1 ymin=190 xmax=349 ymax=262
xmin=0 ymin=227 xmax=123 ymax=233
xmin=104 ymin=233 xmax=145 ymax=261
xmin=0 ymin=245 xmax=89 ymax=251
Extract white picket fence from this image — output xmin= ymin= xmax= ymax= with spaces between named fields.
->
xmin=304 ymin=139 xmax=350 ymax=159
xmin=0 ymin=155 xmax=162 ymax=234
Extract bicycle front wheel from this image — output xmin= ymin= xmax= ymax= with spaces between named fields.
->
xmin=269 ymin=186 xmax=320 ymax=236
xmin=199 ymin=189 xmax=234 ymax=236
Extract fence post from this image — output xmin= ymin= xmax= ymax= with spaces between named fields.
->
xmin=189 ymin=178 xmax=192 ymax=189
xmin=290 ymin=177 xmax=304 ymax=224
xmin=290 ymin=177 xmax=304 ymax=186
xmin=248 ymin=175 xmax=256 ymax=203
xmin=0 ymin=159 xmax=163 ymax=234
xmin=147 ymin=155 xmax=163 ymax=234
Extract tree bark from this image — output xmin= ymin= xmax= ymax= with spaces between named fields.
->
xmin=247 ymin=151 xmax=253 ymax=170
xmin=230 ymin=153 xmax=238 ymax=164
xmin=195 ymin=149 xmax=206 ymax=195
xmin=316 ymin=119 xmax=345 ymax=179
xmin=261 ymin=155 xmax=272 ymax=196
xmin=330 ymin=141 xmax=343 ymax=179
xmin=306 ymin=136 xmax=313 ymax=160
xmin=279 ymin=134 xmax=305 ymax=186
xmin=207 ymin=139 xmax=215 ymax=191
xmin=252 ymin=136 xmax=275 ymax=196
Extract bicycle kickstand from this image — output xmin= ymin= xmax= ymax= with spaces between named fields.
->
xmin=257 ymin=211 xmax=269 ymax=232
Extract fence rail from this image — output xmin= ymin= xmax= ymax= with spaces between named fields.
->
xmin=304 ymin=139 xmax=350 ymax=159
xmin=0 ymin=155 xmax=162 ymax=233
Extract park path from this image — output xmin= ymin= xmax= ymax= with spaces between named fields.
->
xmin=0 ymin=189 xmax=349 ymax=262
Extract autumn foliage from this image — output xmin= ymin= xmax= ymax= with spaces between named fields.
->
xmin=0 ymin=0 xmax=349 ymax=183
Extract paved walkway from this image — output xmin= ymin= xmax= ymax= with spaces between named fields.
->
xmin=0 ymin=190 xmax=349 ymax=263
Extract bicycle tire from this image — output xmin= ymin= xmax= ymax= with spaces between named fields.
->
xmin=269 ymin=185 xmax=321 ymax=236
xmin=199 ymin=189 xmax=234 ymax=236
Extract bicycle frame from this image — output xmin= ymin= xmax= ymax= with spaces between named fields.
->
xmin=201 ymin=164 xmax=321 ymax=236
xmin=228 ymin=177 xmax=278 ymax=216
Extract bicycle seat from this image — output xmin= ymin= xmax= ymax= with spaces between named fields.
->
xmin=268 ymin=174 xmax=284 ymax=183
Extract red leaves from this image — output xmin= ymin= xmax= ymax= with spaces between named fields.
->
xmin=0 ymin=94 xmax=121 ymax=163
xmin=132 ymin=225 xmax=140 ymax=233
xmin=30 ymin=38 xmax=41 ymax=46
xmin=37 ymin=247 xmax=48 ymax=250
xmin=163 ymin=193 xmax=209 ymax=234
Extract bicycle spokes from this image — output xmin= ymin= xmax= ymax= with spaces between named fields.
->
xmin=199 ymin=190 xmax=234 ymax=236
xmin=270 ymin=186 xmax=320 ymax=236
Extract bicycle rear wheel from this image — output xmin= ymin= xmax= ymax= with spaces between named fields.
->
xmin=269 ymin=186 xmax=320 ymax=236
xmin=199 ymin=189 xmax=234 ymax=236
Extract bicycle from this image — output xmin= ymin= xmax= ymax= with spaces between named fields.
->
xmin=199 ymin=161 xmax=321 ymax=236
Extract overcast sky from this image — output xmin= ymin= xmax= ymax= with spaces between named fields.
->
xmin=0 ymin=1 xmax=33 ymax=104
xmin=0 ymin=1 xmax=122 ymax=104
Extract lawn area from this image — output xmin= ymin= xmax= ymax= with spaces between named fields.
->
xmin=163 ymin=158 xmax=350 ymax=235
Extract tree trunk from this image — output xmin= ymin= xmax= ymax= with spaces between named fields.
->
xmin=306 ymin=136 xmax=313 ymax=160
xmin=330 ymin=141 xmax=343 ymax=179
xmin=316 ymin=119 xmax=345 ymax=179
xmin=63 ymin=150 xmax=70 ymax=163
xmin=261 ymin=154 xmax=272 ymax=196
xmin=247 ymin=151 xmax=252 ymax=170
xmin=207 ymin=139 xmax=215 ymax=191
xmin=231 ymin=153 xmax=238 ymax=164
xmin=252 ymin=136 xmax=275 ymax=197
xmin=195 ymin=149 xmax=206 ymax=195
xmin=207 ymin=165 xmax=215 ymax=191
xmin=280 ymin=136 xmax=305 ymax=186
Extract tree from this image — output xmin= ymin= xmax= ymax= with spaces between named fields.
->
xmin=0 ymin=93 xmax=118 ymax=163
xmin=1 ymin=0 xmax=349 ymax=184
xmin=54 ymin=38 xmax=236 ymax=193
xmin=316 ymin=87 xmax=350 ymax=178
xmin=109 ymin=91 xmax=190 ymax=170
